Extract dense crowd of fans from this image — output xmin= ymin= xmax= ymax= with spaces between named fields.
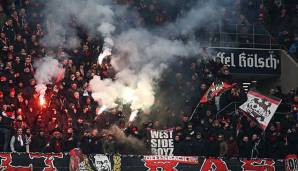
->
xmin=240 ymin=0 xmax=298 ymax=59
xmin=0 ymin=0 xmax=297 ymax=160
xmin=128 ymin=0 xmax=298 ymax=59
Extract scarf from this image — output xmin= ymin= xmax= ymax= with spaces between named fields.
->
xmin=17 ymin=135 xmax=24 ymax=146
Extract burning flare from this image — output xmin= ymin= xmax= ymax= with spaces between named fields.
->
xmin=97 ymin=105 xmax=107 ymax=115
xmin=39 ymin=94 xmax=45 ymax=106
xmin=98 ymin=48 xmax=111 ymax=65
xmin=129 ymin=110 xmax=139 ymax=122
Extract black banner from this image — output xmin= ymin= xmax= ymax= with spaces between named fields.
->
xmin=208 ymin=48 xmax=281 ymax=75
xmin=150 ymin=129 xmax=174 ymax=156
xmin=1 ymin=151 xmax=296 ymax=171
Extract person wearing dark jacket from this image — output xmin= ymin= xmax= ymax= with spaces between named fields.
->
xmin=0 ymin=111 xmax=13 ymax=152
xmin=80 ymin=129 xmax=103 ymax=154
xmin=1 ymin=19 xmax=15 ymax=43
xmin=31 ymin=131 xmax=47 ymax=152
xmin=173 ymin=135 xmax=183 ymax=156
xmin=227 ymin=136 xmax=239 ymax=158
xmin=10 ymin=128 xmax=28 ymax=152
xmin=62 ymin=128 xmax=77 ymax=152
xmin=205 ymin=136 xmax=220 ymax=157
xmin=181 ymin=134 xmax=196 ymax=156
xmin=47 ymin=131 xmax=63 ymax=153
xmin=238 ymin=135 xmax=253 ymax=158
xmin=193 ymin=132 xmax=206 ymax=156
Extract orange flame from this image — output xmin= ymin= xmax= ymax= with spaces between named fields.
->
xmin=39 ymin=95 xmax=45 ymax=106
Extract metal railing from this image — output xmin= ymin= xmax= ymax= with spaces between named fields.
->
xmin=197 ymin=23 xmax=281 ymax=49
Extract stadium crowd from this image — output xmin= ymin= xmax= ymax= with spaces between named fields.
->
xmin=239 ymin=0 xmax=298 ymax=59
xmin=0 ymin=0 xmax=297 ymax=160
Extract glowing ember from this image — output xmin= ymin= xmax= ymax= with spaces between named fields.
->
xmin=39 ymin=94 xmax=45 ymax=106
xmin=129 ymin=110 xmax=139 ymax=122
xmin=98 ymin=48 xmax=111 ymax=65
xmin=97 ymin=105 xmax=107 ymax=115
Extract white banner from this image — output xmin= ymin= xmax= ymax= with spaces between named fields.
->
xmin=239 ymin=91 xmax=282 ymax=130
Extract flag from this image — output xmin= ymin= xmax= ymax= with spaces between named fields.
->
xmin=1 ymin=111 xmax=14 ymax=119
xmin=239 ymin=90 xmax=282 ymax=130
xmin=200 ymin=82 xmax=235 ymax=103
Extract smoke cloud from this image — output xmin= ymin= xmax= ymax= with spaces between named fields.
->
xmin=40 ymin=0 xmax=233 ymax=120
xmin=34 ymin=0 xmax=236 ymax=155
xmin=41 ymin=0 xmax=127 ymax=49
xmin=102 ymin=125 xmax=149 ymax=154
xmin=34 ymin=57 xmax=64 ymax=95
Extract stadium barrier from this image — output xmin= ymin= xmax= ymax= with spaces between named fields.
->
xmin=0 ymin=151 xmax=297 ymax=171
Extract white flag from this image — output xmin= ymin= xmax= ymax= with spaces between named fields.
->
xmin=239 ymin=90 xmax=282 ymax=130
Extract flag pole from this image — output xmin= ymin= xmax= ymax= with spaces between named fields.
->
xmin=189 ymin=102 xmax=200 ymax=121
xmin=251 ymin=130 xmax=266 ymax=158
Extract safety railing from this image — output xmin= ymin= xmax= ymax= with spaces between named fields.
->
xmin=197 ymin=23 xmax=281 ymax=49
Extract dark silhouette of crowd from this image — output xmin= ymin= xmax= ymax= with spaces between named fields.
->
xmin=0 ymin=0 xmax=297 ymax=160
xmin=126 ymin=0 xmax=298 ymax=59
xmin=236 ymin=0 xmax=298 ymax=59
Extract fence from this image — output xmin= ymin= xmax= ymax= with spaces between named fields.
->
xmin=198 ymin=23 xmax=281 ymax=49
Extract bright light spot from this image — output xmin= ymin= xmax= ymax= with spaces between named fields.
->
xmin=129 ymin=110 xmax=139 ymax=122
xmin=39 ymin=94 xmax=45 ymax=106
xmin=98 ymin=48 xmax=111 ymax=65
xmin=97 ymin=105 xmax=107 ymax=115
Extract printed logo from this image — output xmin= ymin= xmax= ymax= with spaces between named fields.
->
xmin=247 ymin=98 xmax=271 ymax=121
xmin=143 ymin=156 xmax=198 ymax=171
xmin=90 ymin=154 xmax=112 ymax=171
xmin=241 ymin=159 xmax=275 ymax=171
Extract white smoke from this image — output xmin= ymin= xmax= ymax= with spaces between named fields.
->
xmin=90 ymin=72 xmax=155 ymax=111
xmin=41 ymin=0 xmax=230 ymax=116
xmin=97 ymin=17 xmax=115 ymax=65
xmin=34 ymin=57 xmax=64 ymax=96
xmin=113 ymin=29 xmax=199 ymax=69
xmin=42 ymin=0 xmax=120 ymax=49
xmin=90 ymin=28 xmax=199 ymax=112
xmin=163 ymin=1 xmax=222 ymax=36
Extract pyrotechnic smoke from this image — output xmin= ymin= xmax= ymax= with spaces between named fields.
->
xmin=36 ymin=0 xmax=235 ymax=155
xmin=34 ymin=57 xmax=65 ymax=99
xmin=90 ymin=28 xmax=199 ymax=113
xmin=162 ymin=1 xmax=223 ymax=36
xmin=90 ymin=73 xmax=155 ymax=111
xmin=41 ymin=0 xmax=120 ymax=49
xmin=103 ymin=125 xmax=148 ymax=154
xmin=41 ymin=0 xmax=232 ymax=119
xmin=97 ymin=22 xmax=115 ymax=65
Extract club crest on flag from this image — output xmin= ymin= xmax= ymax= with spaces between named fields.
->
xmin=246 ymin=98 xmax=272 ymax=121
xmin=239 ymin=90 xmax=282 ymax=130
xmin=200 ymin=82 xmax=236 ymax=103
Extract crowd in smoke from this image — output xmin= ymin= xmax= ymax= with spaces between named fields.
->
xmin=0 ymin=0 xmax=297 ymax=158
